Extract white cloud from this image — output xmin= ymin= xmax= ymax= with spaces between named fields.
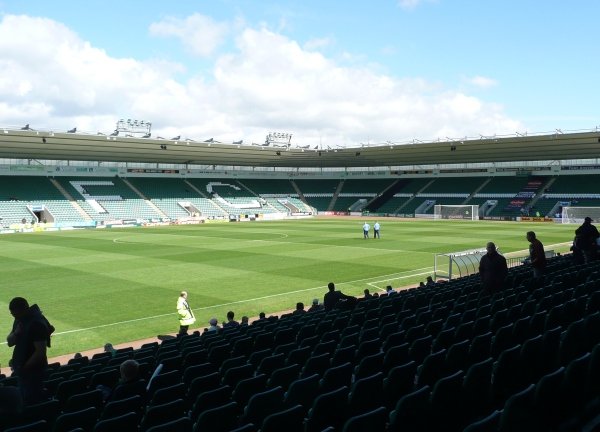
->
xmin=0 ymin=13 xmax=522 ymax=148
xmin=149 ymin=13 xmax=229 ymax=57
xmin=468 ymin=75 xmax=498 ymax=88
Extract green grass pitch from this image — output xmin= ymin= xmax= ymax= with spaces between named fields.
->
xmin=0 ymin=217 xmax=575 ymax=366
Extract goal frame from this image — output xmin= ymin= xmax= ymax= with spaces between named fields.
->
xmin=561 ymin=207 xmax=600 ymax=224
xmin=433 ymin=204 xmax=479 ymax=221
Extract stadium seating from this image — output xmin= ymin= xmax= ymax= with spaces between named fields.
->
xmin=8 ymin=171 xmax=600 ymax=223
xmin=1 ymin=252 xmax=600 ymax=431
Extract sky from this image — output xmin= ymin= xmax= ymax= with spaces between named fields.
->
xmin=0 ymin=0 xmax=599 ymax=148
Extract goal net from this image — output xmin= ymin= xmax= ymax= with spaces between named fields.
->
xmin=433 ymin=205 xmax=479 ymax=221
xmin=561 ymin=207 xmax=600 ymax=224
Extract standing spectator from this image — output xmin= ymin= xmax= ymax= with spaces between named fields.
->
xmin=526 ymin=231 xmax=547 ymax=278
xmin=177 ymin=291 xmax=196 ymax=336
xmin=324 ymin=282 xmax=355 ymax=311
xmin=575 ymin=217 xmax=600 ymax=263
xmin=6 ymin=297 xmax=51 ymax=404
xmin=293 ymin=302 xmax=306 ymax=315
xmin=363 ymin=222 xmax=370 ymax=239
xmin=373 ymin=221 xmax=381 ymax=239
xmin=479 ymin=242 xmax=508 ymax=295
xmin=571 ymin=235 xmax=585 ymax=265
xmin=223 ymin=311 xmax=240 ymax=328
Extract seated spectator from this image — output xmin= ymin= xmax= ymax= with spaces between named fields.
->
xmin=308 ymin=299 xmax=323 ymax=312
xmin=426 ymin=276 xmax=435 ymax=287
xmin=223 ymin=311 xmax=239 ymax=328
xmin=324 ymin=282 xmax=355 ymax=311
xmin=207 ymin=318 xmax=220 ymax=332
xmin=253 ymin=312 xmax=267 ymax=324
xmin=363 ymin=289 xmax=372 ymax=299
xmin=110 ymin=359 xmax=146 ymax=401
xmin=104 ymin=343 xmax=116 ymax=357
xmin=241 ymin=316 xmax=249 ymax=326
xmin=293 ymin=302 xmax=306 ymax=315
xmin=419 ymin=282 xmax=426 ymax=288
xmin=386 ymin=285 xmax=397 ymax=296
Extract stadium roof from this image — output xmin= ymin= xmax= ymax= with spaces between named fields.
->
xmin=1 ymin=128 xmax=599 ymax=168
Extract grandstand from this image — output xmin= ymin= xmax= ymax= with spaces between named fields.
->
xmin=0 ymin=255 xmax=598 ymax=431
xmin=1 ymin=126 xmax=600 ymax=431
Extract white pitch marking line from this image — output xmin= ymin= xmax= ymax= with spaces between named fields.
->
xmin=0 ymin=268 xmax=434 ymax=343
xmin=367 ymin=270 xmax=434 ymax=291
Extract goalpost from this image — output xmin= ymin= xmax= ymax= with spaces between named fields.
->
xmin=561 ymin=207 xmax=600 ymax=224
xmin=433 ymin=204 xmax=479 ymax=221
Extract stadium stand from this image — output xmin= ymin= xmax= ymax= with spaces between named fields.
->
xmin=6 ymin=172 xmax=600 ymax=224
xmin=1 ymin=253 xmax=599 ymax=431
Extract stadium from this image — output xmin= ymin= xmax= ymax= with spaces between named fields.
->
xmin=0 ymin=124 xmax=599 ymax=431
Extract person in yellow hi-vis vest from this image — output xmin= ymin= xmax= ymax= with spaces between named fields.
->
xmin=177 ymin=291 xmax=196 ymax=335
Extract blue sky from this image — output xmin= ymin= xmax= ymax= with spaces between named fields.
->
xmin=0 ymin=0 xmax=598 ymax=147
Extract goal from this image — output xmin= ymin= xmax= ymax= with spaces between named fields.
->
xmin=433 ymin=205 xmax=479 ymax=221
xmin=561 ymin=207 xmax=600 ymax=224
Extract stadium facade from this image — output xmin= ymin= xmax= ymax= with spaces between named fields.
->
xmin=1 ymin=126 xmax=600 ymax=231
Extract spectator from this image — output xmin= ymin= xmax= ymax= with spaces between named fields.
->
xmin=293 ymin=302 xmax=306 ymax=315
xmin=363 ymin=289 xmax=372 ymax=299
xmin=176 ymin=291 xmax=196 ymax=336
xmin=571 ymin=235 xmax=585 ymax=265
xmin=104 ymin=343 xmax=116 ymax=357
xmin=6 ymin=297 xmax=51 ymax=404
xmin=386 ymin=285 xmax=397 ymax=296
xmin=526 ymin=231 xmax=546 ymax=278
xmin=324 ymin=282 xmax=355 ymax=311
xmin=241 ymin=316 xmax=249 ymax=326
xmin=575 ymin=216 xmax=600 ymax=263
xmin=425 ymin=276 xmax=435 ymax=287
xmin=479 ymin=242 xmax=508 ymax=295
xmin=110 ymin=359 xmax=146 ymax=401
xmin=258 ymin=312 xmax=266 ymax=320
xmin=207 ymin=318 xmax=220 ymax=332
xmin=419 ymin=282 xmax=426 ymax=288
xmin=223 ymin=311 xmax=239 ymax=328
xmin=308 ymin=299 xmax=323 ymax=312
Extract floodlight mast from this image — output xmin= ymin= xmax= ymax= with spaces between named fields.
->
xmin=116 ymin=119 xmax=152 ymax=137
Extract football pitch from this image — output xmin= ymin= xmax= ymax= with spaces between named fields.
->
xmin=0 ymin=217 xmax=575 ymax=366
